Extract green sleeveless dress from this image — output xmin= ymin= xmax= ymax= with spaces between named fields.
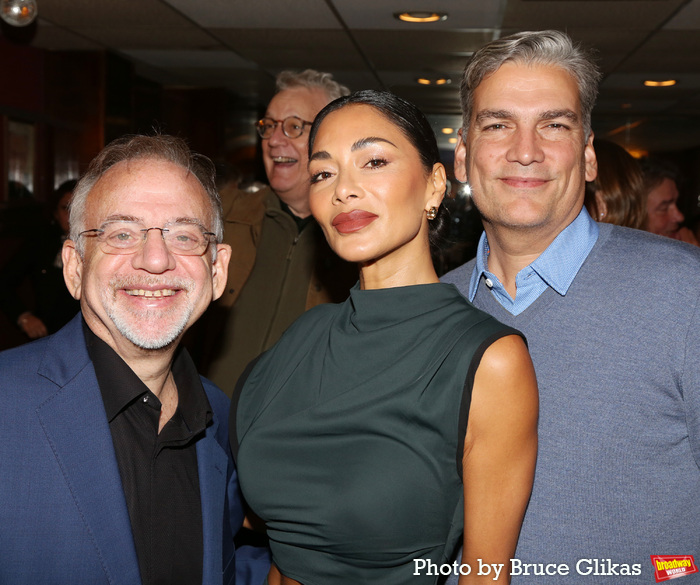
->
xmin=232 ymin=283 xmax=519 ymax=585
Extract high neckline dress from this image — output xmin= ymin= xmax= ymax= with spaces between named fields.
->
xmin=232 ymin=283 xmax=519 ymax=585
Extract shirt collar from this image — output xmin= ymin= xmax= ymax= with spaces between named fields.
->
xmin=265 ymin=191 xmax=314 ymax=233
xmin=468 ymin=206 xmax=599 ymax=302
xmin=83 ymin=320 xmax=212 ymax=432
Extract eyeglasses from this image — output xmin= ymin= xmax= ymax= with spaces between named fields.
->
xmin=255 ymin=116 xmax=313 ymax=139
xmin=78 ymin=221 xmax=216 ymax=256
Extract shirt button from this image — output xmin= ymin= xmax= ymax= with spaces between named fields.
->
xmin=485 ymin=278 xmax=494 ymax=288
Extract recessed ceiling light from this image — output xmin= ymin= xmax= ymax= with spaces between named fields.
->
xmin=415 ymin=76 xmax=451 ymax=86
xmin=643 ymin=79 xmax=677 ymax=87
xmin=441 ymin=128 xmax=454 ymax=135
xmin=448 ymin=137 xmax=458 ymax=144
xmin=395 ymin=12 xmax=448 ymax=23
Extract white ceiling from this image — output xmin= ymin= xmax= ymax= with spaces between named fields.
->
xmin=15 ymin=0 xmax=700 ymax=153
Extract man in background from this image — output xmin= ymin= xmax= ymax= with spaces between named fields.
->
xmin=0 ymin=135 xmax=244 ymax=585
xmin=642 ymin=157 xmax=698 ymax=245
xmin=200 ymin=69 xmax=356 ymax=391
xmin=443 ymin=31 xmax=700 ymax=583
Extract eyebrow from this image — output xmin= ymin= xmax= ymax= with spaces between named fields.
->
xmin=351 ymin=136 xmax=397 ymax=151
xmin=309 ymin=136 xmax=398 ymax=162
xmin=309 ymin=151 xmax=331 ymax=162
xmin=99 ymin=215 xmax=207 ymax=229
xmin=101 ymin=214 xmax=140 ymax=225
xmin=475 ymin=109 xmax=580 ymax=124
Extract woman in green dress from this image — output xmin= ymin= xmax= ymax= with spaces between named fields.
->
xmin=232 ymin=90 xmax=538 ymax=585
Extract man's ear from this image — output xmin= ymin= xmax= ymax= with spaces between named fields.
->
xmin=211 ymin=243 xmax=232 ymax=302
xmin=62 ymin=240 xmax=83 ymax=300
xmin=453 ymin=129 xmax=468 ymax=183
xmin=584 ymin=132 xmax=597 ymax=183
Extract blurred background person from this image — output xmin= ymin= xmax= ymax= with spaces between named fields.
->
xmin=197 ymin=69 xmax=357 ymax=393
xmin=0 ymin=179 xmax=80 ymax=341
xmin=641 ymin=157 xmax=698 ymax=245
xmin=584 ymin=139 xmax=645 ymax=229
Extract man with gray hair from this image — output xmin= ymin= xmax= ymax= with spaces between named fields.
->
xmin=0 ymin=135 xmax=245 ymax=584
xmin=443 ymin=30 xmax=700 ymax=583
xmin=201 ymin=69 xmax=356 ymax=391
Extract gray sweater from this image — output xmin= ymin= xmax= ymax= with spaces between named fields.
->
xmin=442 ymin=223 xmax=700 ymax=584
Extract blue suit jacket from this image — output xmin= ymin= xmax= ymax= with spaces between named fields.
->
xmin=0 ymin=315 xmax=244 ymax=585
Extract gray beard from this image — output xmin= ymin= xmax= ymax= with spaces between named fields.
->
xmin=103 ymin=275 xmax=196 ymax=350
xmin=107 ymin=304 xmax=194 ymax=350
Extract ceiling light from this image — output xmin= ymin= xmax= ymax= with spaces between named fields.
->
xmin=1 ymin=0 xmax=38 ymax=27
xmin=441 ymin=128 xmax=454 ymax=135
xmin=395 ymin=12 xmax=448 ymax=23
xmin=415 ymin=76 xmax=451 ymax=86
xmin=448 ymin=138 xmax=458 ymax=144
xmin=643 ymin=79 xmax=677 ymax=87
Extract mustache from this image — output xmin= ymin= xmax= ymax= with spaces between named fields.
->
xmin=109 ymin=275 xmax=195 ymax=293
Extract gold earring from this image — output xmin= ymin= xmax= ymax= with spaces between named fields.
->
xmin=427 ymin=207 xmax=438 ymax=221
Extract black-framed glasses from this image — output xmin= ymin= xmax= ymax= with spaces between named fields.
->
xmin=255 ymin=116 xmax=313 ymax=139
xmin=78 ymin=221 xmax=216 ymax=256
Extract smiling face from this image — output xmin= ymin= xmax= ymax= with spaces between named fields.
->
xmin=308 ymin=104 xmax=445 ymax=273
xmin=455 ymin=62 xmax=597 ymax=244
xmin=62 ymin=158 xmax=230 ymax=354
xmin=262 ymin=86 xmax=332 ymax=217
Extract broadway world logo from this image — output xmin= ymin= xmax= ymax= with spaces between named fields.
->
xmin=650 ymin=555 xmax=699 ymax=582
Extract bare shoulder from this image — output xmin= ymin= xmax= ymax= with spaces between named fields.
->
xmin=476 ymin=334 xmax=536 ymax=398
xmin=467 ymin=334 xmax=538 ymax=446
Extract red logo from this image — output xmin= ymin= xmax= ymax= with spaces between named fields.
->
xmin=651 ymin=556 xmax=699 ymax=582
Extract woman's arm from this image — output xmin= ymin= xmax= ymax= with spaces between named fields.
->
xmin=460 ymin=334 xmax=538 ymax=584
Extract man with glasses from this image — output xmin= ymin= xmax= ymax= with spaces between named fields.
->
xmin=201 ymin=69 xmax=356 ymax=393
xmin=0 ymin=135 xmax=246 ymax=585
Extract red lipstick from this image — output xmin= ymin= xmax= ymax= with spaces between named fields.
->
xmin=331 ymin=210 xmax=378 ymax=234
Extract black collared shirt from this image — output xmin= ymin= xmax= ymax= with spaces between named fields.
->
xmin=84 ymin=322 xmax=212 ymax=585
